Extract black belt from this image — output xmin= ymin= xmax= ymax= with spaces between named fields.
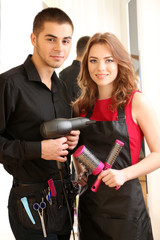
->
xmin=13 ymin=180 xmax=45 ymax=187
xmin=12 ymin=179 xmax=48 ymax=196
xmin=12 ymin=177 xmax=72 ymax=197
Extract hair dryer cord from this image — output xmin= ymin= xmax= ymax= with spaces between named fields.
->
xmin=57 ymin=161 xmax=75 ymax=240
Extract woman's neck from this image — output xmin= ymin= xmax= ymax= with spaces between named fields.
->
xmin=98 ymin=85 xmax=112 ymax=100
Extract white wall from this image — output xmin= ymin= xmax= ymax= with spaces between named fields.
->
xmin=137 ymin=1 xmax=160 ymax=239
xmin=0 ymin=0 xmax=43 ymax=73
xmin=0 ymin=1 xmax=43 ymax=239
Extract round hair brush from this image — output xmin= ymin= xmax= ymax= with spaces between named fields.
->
xmin=73 ymin=145 xmax=104 ymax=175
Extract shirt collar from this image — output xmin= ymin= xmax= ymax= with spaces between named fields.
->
xmin=23 ymin=55 xmax=41 ymax=82
xmin=23 ymin=55 xmax=60 ymax=93
xmin=23 ymin=54 xmax=58 ymax=82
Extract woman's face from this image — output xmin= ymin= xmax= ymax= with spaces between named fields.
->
xmin=88 ymin=43 xmax=118 ymax=94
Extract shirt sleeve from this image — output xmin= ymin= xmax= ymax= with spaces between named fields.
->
xmin=0 ymin=76 xmax=41 ymax=167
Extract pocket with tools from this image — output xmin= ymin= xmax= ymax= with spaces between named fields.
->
xmin=11 ymin=178 xmax=79 ymax=236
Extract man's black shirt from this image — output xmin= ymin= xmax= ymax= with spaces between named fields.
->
xmin=0 ymin=55 xmax=72 ymax=182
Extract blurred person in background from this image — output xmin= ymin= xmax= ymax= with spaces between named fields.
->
xmin=59 ymin=36 xmax=90 ymax=102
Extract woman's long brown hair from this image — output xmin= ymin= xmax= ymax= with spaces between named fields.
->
xmin=74 ymin=32 xmax=138 ymax=113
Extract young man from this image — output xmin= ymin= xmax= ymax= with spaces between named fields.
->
xmin=0 ymin=8 xmax=79 ymax=240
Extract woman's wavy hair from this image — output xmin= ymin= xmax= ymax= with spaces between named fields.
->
xmin=75 ymin=32 xmax=138 ymax=113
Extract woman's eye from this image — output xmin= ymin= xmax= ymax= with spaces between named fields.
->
xmin=90 ymin=59 xmax=97 ymax=63
xmin=106 ymin=59 xmax=114 ymax=63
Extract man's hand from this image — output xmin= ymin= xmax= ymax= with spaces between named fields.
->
xmin=41 ymin=130 xmax=80 ymax=161
xmin=41 ymin=137 xmax=69 ymax=161
xmin=66 ymin=130 xmax=80 ymax=150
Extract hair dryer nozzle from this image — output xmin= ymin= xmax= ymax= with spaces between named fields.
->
xmin=70 ymin=117 xmax=96 ymax=130
xmin=85 ymin=119 xmax=96 ymax=125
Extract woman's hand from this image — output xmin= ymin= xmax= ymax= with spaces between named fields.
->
xmin=97 ymin=168 xmax=127 ymax=188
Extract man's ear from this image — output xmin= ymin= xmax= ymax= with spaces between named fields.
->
xmin=30 ymin=33 xmax=37 ymax=46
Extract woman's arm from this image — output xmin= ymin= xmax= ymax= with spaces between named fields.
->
xmin=98 ymin=92 xmax=160 ymax=188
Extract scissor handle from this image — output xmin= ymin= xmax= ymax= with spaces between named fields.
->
xmin=33 ymin=203 xmax=40 ymax=211
xmin=33 ymin=201 xmax=46 ymax=211
xmin=40 ymin=201 xmax=46 ymax=209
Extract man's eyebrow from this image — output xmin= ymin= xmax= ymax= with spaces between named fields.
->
xmin=45 ymin=34 xmax=72 ymax=39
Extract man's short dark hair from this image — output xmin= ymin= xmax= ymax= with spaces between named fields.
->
xmin=33 ymin=7 xmax=74 ymax=36
xmin=76 ymin=36 xmax=90 ymax=58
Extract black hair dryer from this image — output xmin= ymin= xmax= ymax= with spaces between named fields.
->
xmin=40 ymin=117 xmax=96 ymax=139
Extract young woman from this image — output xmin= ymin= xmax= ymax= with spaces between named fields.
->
xmin=73 ymin=32 xmax=160 ymax=240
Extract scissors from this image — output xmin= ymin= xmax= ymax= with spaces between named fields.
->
xmin=33 ymin=199 xmax=47 ymax=238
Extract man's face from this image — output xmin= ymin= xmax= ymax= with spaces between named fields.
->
xmin=31 ymin=21 xmax=73 ymax=69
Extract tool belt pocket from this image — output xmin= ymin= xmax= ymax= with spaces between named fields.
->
xmin=11 ymin=179 xmax=79 ymax=234
xmin=16 ymin=193 xmax=43 ymax=231
xmin=46 ymin=179 xmax=79 ymax=234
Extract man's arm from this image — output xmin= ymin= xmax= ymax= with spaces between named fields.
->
xmin=0 ymin=76 xmax=41 ymax=165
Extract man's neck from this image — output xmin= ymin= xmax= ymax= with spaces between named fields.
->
xmin=31 ymin=55 xmax=54 ymax=90
xmin=76 ymin=55 xmax=83 ymax=62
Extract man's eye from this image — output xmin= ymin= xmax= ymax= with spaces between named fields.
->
xmin=47 ymin=38 xmax=54 ymax=42
xmin=63 ymin=40 xmax=70 ymax=44
xmin=46 ymin=38 xmax=55 ymax=42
